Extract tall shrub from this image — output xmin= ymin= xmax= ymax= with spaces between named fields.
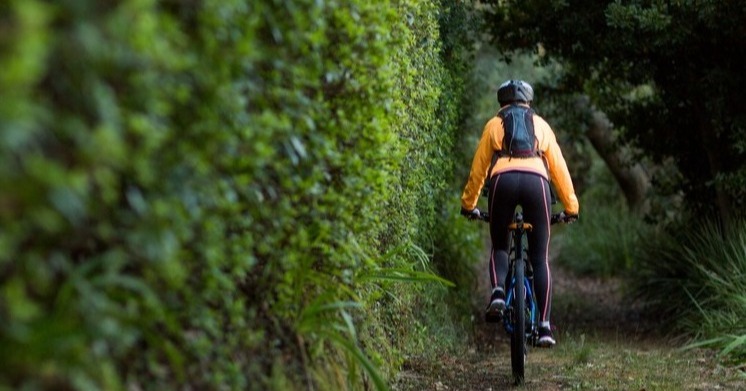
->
xmin=0 ymin=0 xmax=478 ymax=390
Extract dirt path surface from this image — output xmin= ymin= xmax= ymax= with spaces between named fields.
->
xmin=393 ymin=264 xmax=746 ymax=390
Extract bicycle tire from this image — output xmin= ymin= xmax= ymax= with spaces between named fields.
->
xmin=511 ymin=255 xmax=526 ymax=384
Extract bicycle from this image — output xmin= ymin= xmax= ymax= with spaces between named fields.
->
xmin=478 ymin=209 xmax=571 ymax=385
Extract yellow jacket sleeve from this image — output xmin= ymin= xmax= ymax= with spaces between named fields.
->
xmin=535 ymin=116 xmax=580 ymax=215
xmin=460 ymin=118 xmax=499 ymax=211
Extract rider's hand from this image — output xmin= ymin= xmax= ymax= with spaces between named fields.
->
xmin=563 ymin=212 xmax=578 ymax=224
xmin=461 ymin=207 xmax=482 ymax=221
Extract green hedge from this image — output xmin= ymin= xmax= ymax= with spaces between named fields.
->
xmin=1 ymin=0 xmax=478 ymax=390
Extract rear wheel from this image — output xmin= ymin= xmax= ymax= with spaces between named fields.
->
xmin=510 ymin=257 xmax=526 ymax=385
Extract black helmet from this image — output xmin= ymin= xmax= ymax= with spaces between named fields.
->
xmin=497 ymin=80 xmax=534 ymax=106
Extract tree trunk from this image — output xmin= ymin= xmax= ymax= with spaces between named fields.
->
xmin=575 ymin=96 xmax=651 ymax=215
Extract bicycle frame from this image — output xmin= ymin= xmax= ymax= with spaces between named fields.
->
xmin=503 ymin=213 xmax=538 ymax=346
xmin=500 ymin=211 xmax=533 ymax=384
xmin=504 ymin=278 xmax=537 ymax=338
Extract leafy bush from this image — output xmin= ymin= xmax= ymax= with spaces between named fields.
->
xmin=0 ymin=0 xmax=478 ymax=390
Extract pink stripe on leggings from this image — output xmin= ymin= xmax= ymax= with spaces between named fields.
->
xmin=540 ymin=179 xmax=552 ymax=322
xmin=489 ymin=247 xmax=497 ymax=287
xmin=488 ymin=174 xmax=501 ymax=289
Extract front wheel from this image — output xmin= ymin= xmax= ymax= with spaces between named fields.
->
xmin=510 ymin=257 xmax=526 ymax=385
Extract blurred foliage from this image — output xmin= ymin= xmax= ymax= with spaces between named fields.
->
xmin=553 ymin=149 xmax=653 ymax=277
xmin=0 ymin=0 xmax=480 ymax=390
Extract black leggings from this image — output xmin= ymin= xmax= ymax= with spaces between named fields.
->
xmin=487 ymin=171 xmax=553 ymax=324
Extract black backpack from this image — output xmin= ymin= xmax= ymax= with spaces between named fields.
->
xmin=497 ymin=104 xmax=539 ymax=158
xmin=481 ymin=104 xmax=544 ymax=197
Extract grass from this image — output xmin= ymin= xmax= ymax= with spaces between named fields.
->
xmin=522 ymin=266 xmax=746 ymax=391
xmin=527 ymin=333 xmax=745 ymax=391
xmin=394 ymin=320 xmax=746 ymax=391
xmin=632 ymin=219 xmax=746 ymax=364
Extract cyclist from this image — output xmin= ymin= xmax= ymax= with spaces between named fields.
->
xmin=460 ymin=80 xmax=579 ymax=347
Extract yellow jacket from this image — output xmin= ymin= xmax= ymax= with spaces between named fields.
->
xmin=461 ymin=104 xmax=580 ymax=215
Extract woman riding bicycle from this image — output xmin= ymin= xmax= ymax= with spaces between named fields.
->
xmin=460 ymin=80 xmax=579 ymax=347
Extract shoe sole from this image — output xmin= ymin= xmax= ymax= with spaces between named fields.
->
xmin=487 ymin=299 xmax=505 ymax=313
xmin=484 ymin=299 xmax=505 ymax=323
xmin=536 ymin=338 xmax=556 ymax=348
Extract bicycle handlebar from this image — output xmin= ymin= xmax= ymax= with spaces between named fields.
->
xmin=477 ymin=211 xmax=574 ymax=225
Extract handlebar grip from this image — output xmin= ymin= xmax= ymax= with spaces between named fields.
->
xmin=551 ymin=211 xmax=578 ymax=225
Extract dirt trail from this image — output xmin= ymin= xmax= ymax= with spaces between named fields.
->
xmin=393 ymin=262 xmax=746 ymax=390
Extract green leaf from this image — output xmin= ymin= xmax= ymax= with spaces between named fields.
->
xmin=359 ymin=267 xmax=455 ymax=287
